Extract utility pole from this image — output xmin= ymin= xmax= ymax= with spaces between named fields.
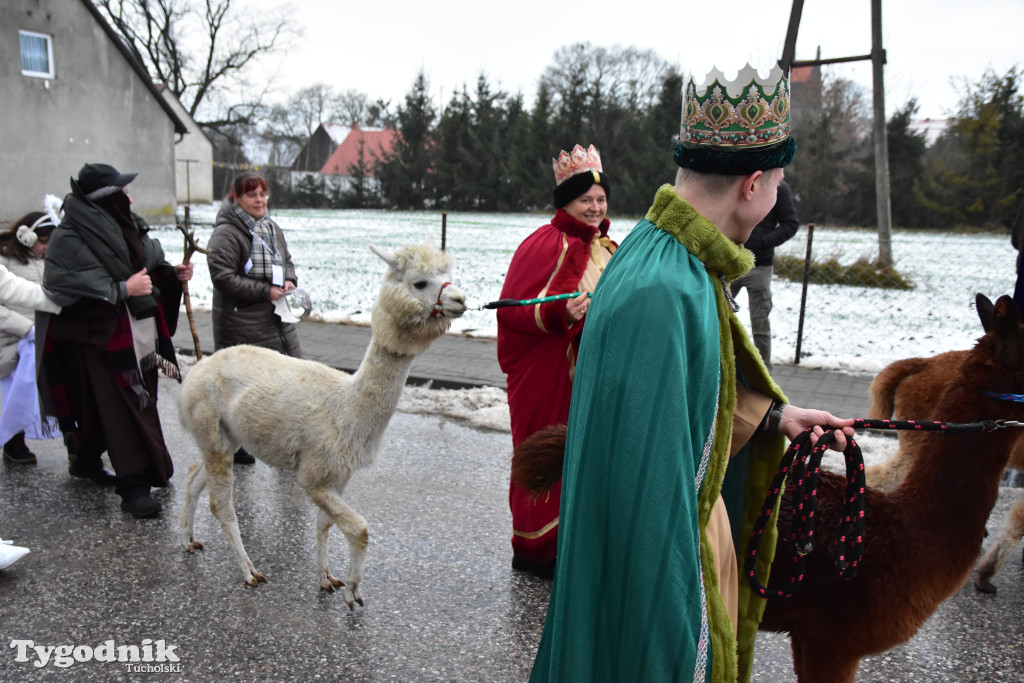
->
xmin=871 ymin=0 xmax=894 ymax=267
xmin=783 ymin=0 xmax=893 ymax=267
xmin=177 ymin=158 xmax=198 ymax=207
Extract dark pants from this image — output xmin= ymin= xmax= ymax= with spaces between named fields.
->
xmin=59 ymin=342 xmax=173 ymax=488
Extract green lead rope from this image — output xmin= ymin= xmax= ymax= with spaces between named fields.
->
xmin=479 ymin=291 xmax=591 ymax=310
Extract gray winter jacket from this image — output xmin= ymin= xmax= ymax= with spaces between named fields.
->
xmin=207 ymin=200 xmax=301 ymax=357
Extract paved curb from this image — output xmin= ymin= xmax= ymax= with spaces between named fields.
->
xmin=172 ymin=310 xmax=875 ymax=419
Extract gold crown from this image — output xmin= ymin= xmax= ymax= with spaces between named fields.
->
xmin=680 ymin=63 xmax=790 ymax=149
xmin=552 ymin=144 xmax=603 ymax=186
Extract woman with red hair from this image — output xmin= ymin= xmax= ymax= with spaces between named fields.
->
xmin=206 ymin=172 xmax=301 ymax=463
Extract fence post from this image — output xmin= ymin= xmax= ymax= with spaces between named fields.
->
xmin=441 ymin=212 xmax=447 ymax=251
xmin=794 ymin=223 xmax=815 ymax=365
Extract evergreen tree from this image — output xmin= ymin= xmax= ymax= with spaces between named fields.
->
xmin=885 ymin=101 xmax=929 ymax=227
xmin=500 ymin=93 xmax=542 ymax=212
xmin=340 ymin=138 xmax=381 ymax=208
xmin=917 ymin=67 xmax=1023 ymax=228
xmin=525 ymin=82 xmax=558 ymax=211
xmin=433 ymin=86 xmax=474 ymax=209
xmin=376 ymin=72 xmax=437 ymax=209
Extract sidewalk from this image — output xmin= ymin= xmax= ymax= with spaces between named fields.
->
xmin=172 ymin=310 xmax=874 ymax=418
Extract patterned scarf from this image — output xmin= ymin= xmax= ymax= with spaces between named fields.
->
xmin=233 ymin=203 xmax=280 ymax=283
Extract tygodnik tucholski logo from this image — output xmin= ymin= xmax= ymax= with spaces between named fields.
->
xmin=9 ymin=638 xmax=182 ymax=672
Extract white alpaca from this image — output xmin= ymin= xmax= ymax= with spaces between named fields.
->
xmin=177 ymin=239 xmax=466 ymax=608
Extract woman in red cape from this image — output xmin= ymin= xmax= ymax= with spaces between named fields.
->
xmin=497 ymin=144 xmax=616 ymax=577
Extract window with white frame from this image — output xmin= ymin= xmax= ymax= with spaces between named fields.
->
xmin=19 ymin=30 xmax=54 ymax=78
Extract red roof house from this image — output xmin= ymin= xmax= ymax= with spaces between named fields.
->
xmin=319 ymin=126 xmax=397 ymax=176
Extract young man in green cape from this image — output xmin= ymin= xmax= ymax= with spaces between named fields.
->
xmin=529 ymin=63 xmax=855 ymax=683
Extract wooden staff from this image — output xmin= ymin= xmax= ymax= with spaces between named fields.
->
xmin=176 ymin=209 xmax=208 ymax=360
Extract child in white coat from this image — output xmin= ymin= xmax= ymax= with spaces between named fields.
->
xmin=0 ymin=203 xmax=63 ymax=571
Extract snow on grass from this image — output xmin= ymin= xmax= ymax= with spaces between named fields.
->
xmin=162 ymin=205 xmax=1015 ymax=375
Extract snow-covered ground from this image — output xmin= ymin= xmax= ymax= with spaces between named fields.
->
xmin=162 ymin=204 xmax=1016 ymax=376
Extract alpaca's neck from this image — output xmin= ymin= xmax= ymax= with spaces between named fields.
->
xmin=351 ymin=337 xmax=416 ymax=420
xmin=894 ymin=385 xmax=1020 ymax=557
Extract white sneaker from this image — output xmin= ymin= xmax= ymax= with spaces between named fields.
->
xmin=0 ymin=538 xmax=30 ymax=570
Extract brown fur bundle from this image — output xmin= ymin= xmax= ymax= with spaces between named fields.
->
xmin=510 ymin=423 xmax=568 ymax=494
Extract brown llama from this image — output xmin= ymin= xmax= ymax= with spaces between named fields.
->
xmin=866 ymin=343 xmax=1024 ymax=594
xmin=511 ymin=294 xmax=1024 ymax=683
xmin=759 ymin=293 xmax=1024 ymax=681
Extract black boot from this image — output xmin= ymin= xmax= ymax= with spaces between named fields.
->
xmin=115 ymin=476 xmax=161 ymax=519
xmin=2 ymin=432 xmax=36 ymax=465
xmin=233 ymin=447 xmax=256 ymax=465
xmin=68 ymin=453 xmax=117 ymax=486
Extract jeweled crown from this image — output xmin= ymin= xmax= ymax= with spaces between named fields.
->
xmin=552 ymin=144 xmax=603 ymax=186
xmin=680 ymin=63 xmax=791 ymax=149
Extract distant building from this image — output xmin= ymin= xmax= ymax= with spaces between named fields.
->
xmin=289 ymin=124 xmax=396 ymax=198
xmin=318 ymin=127 xmax=396 ymax=193
xmin=2 ymin=0 xmax=188 ymax=224
xmin=158 ymin=85 xmax=214 ymax=205
xmin=790 ymin=63 xmax=823 ymax=118
xmin=290 ymin=123 xmax=354 ymax=173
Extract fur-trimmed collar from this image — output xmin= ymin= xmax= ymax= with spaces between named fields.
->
xmin=550 ymin=209 xmax=610 ymax=243
xmin=645 ymin=184 xmax=753 ymax=281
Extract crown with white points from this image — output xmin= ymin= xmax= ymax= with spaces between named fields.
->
xmin=552 ymin=144 xmax=603 ymax=186
xmin=675 ymin=63 xmax=796 ymax=174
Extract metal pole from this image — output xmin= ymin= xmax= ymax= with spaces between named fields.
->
xmin=441 ymin=212 xmax=447 ymax=251
xmin=794 ymin=223 xmax=815 ymax=365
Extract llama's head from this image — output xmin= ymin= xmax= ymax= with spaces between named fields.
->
xmin=963 ymin=294 xmax=1024 ymax=402
xmin=368 ymin=237 xmax=467 ymax=355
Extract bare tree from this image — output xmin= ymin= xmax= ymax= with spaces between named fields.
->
xmin=289 ymin=83 xmax=339 ymax=136
xmin=95 ymin=0 xmax=294 ymax=132
xmin=335 ymin=89 xmax=370 ymax=127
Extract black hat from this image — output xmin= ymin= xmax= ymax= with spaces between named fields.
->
xmin=552 ymin=170 xmax=612 ymax=209
xmin=75 ymin=163 xmax=138 ymax=199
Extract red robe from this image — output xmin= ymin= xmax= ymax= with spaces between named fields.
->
xmin=497 ymin=209 xmax=615 ymax=564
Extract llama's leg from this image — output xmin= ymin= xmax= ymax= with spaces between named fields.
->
xmin=795 ymin=642 xmax=861 ymax=683
xmin=179 ymin=463 xmax=208 ymax=552
xmin=315 ymin=507 xmax=345 ymax=591
xmin=789 ymin=637 xmax=803 ymax=679
xmin=205 ymin=457 xmax=266 ymax=586
xmin=304 ymin=486 xmax=368 ymax=608
xmin=975 ymin=492 xmax=1024 ymax=592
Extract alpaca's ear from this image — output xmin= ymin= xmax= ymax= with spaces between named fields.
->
xmin=993 ymin=295 xmax=1021 ymax=336
xmin=989 ymin=295 xmax=1023 ymax=369
xmin=423 ymin=234 xmax=437 ymax=250
xmin=977 ymin=293 xmax=995 ymax=333
xmin=369 ymin=244 xmax=398 ymax=269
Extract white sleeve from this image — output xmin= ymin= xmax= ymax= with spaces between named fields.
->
xmin=0 ymin=265 xmax=61 ymax=314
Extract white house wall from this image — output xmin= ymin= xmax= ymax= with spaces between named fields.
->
xmin=1 ymin=0 xmax=179 ymax=224
xmin=160 ymin=88 xmax=214 ymax=204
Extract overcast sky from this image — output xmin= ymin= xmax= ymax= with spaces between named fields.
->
xmin=261 ymin=0 xmax=1022 ymax=122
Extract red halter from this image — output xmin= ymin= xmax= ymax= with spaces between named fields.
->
xmin=430 ymin=282 xmax=452 ymax=318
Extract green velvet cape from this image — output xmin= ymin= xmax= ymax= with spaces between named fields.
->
xmin=530 ymin=185 xmax=787 ymax=683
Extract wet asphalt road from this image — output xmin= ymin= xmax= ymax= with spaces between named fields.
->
xmin=1 ymin=316 xmax=1023 ymax=681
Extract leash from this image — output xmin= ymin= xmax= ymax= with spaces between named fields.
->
xmin=477 ymin=291 xmax=591 ymax=310
xmin=745 ymin=417 xmax=1024 ymax=600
